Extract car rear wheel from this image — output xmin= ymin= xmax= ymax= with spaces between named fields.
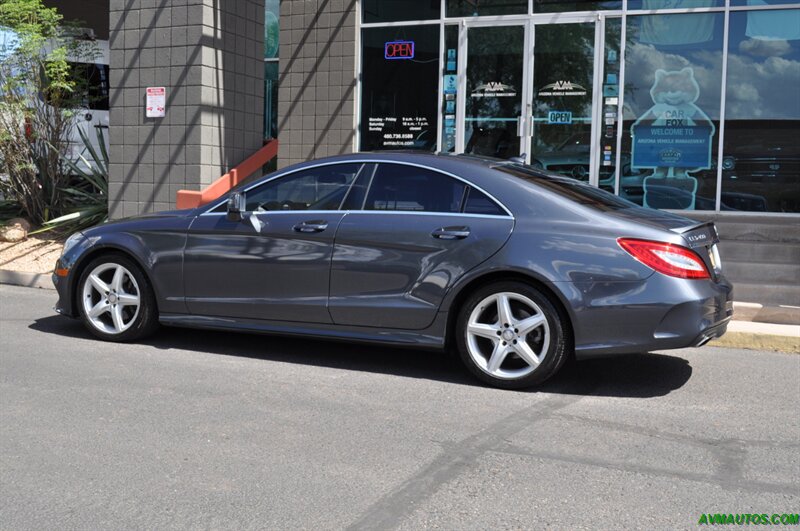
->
xmin=455 ymin=281 xmax=570 ymax=389
xmin=77 ymin=254 xmax=159 ymax=342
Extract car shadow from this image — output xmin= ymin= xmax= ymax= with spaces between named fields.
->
xmin=29 ymin=315 xmax=692 ymax=398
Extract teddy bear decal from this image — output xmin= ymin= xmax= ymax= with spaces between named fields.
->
xmin=631 ymin=67 xmax=715 ymax=210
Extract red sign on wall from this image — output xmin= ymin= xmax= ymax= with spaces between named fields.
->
xmin=146 ymin=87 xmax=166 ymax=118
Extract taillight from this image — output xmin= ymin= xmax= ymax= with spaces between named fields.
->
xmin=617 ymin=238 xmax=710 ymax=279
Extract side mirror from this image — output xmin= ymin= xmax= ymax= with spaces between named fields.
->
xmin=226 ymin=192 xmax=246 ymax=222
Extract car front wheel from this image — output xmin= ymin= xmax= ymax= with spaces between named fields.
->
xmin=455 ymin=281 xmax=570 ymax=389
xmin=77 ymin=254 xmax=159 ymax=342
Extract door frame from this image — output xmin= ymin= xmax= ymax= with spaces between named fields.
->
xmin=454 ymin=13 xmax=614 ymax=188
xmin=456 ymin=19 xmax=530 ymax=157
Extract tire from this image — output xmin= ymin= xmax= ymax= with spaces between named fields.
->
xmin=76 ymin=253 xmax=159 ymax=342
xmin=454 ymin=281 xmax=570 ymax=390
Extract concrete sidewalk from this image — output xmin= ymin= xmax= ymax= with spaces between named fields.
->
xmin=1 ymin=270 xmax=797 ymax=354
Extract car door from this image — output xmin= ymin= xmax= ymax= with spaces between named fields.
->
xmin=329 ymin=162 xmax=515 ymax=330
xmin=183 ymin=162 xmax=364 ymax=323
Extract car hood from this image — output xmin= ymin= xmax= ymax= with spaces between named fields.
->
xmin=80 ymin=208 xmax=195 ymax=237
xmin=109 ymin=208 xmax=194 ymax=224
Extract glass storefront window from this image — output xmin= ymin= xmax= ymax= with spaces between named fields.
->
xmin=263 ymin=0 xmax=279 ymax=142
xmin=264 ymin=0 xmax=279 ymax=59
xmin=721 ymin=9 xmax=800 ymax=212
xmin=264 ymin=62 xmax=278 ymax=140
xmin=359 ymin=25 xmax=440 ymax=151
xmin=464 ymin=25 xmax=525 ymax=159
xmin=530 ymin=23 xmax=596 ymax=181
xmin=533 ymin=1 xmax=622 ymax=13
xmin=441 ymin=26 xmax=458 ymax=153
xmin=447 ymin=0 xmax=528 ymax=17
xmin=363 ymin=0 xmax=440 ymax=23
xmin=620 ymin=12 xmax=725 ymax=210
xmin=731 ymin=0 xmax=800 ymax=5
xmin=599 ymin=18 xmax=622 ymax=193
xmin=627 ymin=0 xmax=723 ymax=9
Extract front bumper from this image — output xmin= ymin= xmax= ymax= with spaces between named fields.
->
xmin=52 ymin=257 xmax=78 ymax=318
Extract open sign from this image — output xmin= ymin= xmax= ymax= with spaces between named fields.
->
xmin=547 ymin=111 xmax=572 ymax=124
xmin=385 ymin=40 xmax=415 ymax=60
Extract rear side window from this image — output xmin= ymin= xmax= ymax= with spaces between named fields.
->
xmin=495 ymin=164 xmax=635 ymax=211
xmin=464 ymin=187 xmax=505 ymax=216
xmin=365 ymin=164 xmax=465 ymax=213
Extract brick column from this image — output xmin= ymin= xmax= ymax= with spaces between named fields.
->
xmin=108 ymin=0 xmax=265 ymax=218
xmin=277 ymin=0 xmax=358 ymax=168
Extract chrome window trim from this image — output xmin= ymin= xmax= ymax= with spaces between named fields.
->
xmin=201 ymin=159 xmax=515 ymax=219
xmin=200 ymin=210 xmax=513 ymax=220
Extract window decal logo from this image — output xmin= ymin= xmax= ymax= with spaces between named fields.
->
xmin=538 ymin=81 xmax=588 ymax=97
xmin=471 ymin=82 xmax=517 ymax=98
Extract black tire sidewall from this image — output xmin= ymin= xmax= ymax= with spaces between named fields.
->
xmin=455 ymin=281 xmax=567 ymax=390
xmin=76 ymin=254 xmax=158 ymax=342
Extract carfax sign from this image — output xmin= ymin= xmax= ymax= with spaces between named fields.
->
xmin=631 ymin=67 xmax=715 ymax=170
xmin=632 ymin=124 xmax=713 ymax=168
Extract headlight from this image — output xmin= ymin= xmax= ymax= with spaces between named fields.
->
xmin=61 ymin=232 xmax=84 ymax=257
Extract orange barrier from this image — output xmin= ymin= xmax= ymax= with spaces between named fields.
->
xmin=175 ymin=139 xmax=279 ymax=209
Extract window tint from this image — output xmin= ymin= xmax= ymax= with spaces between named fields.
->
xmin=363 ymin=0 xmax=439 ymax=22
xmin=245 ymin=164 xmax=362 ymax=212
xmin=341 ymin=163 xmax=375 ymax=210
xmin=464 ymin=188 xmax=505 ymax=216
xmin=495 ymin=164 xmax=637 ymax=211
xmin=365 ymin=164 xmax=466 ymax=213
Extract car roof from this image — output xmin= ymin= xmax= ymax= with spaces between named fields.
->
xmin=239 ymin=151 xmax=635 ymax=222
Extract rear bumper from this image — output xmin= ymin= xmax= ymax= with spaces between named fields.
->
xmin=566 ymin=273 xmax=734 ymax=359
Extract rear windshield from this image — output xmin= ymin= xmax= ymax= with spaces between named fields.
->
xmin=493 ymin=164 xmax=636 ymax=212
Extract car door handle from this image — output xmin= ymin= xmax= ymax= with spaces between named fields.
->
xmin=293 ymin=220 xmax=328 ymax=233
xmin=431 ymin=226 xmax=470 ymax=240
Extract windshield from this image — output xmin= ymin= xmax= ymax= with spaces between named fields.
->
xmin=493 ymin=163 xmax=637 ymax=211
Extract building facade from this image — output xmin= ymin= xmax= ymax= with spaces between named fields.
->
xmin=281 ymin=0 xmax=800 ymax=216
xmin=51 ymin=0 xmax=799 ymax=217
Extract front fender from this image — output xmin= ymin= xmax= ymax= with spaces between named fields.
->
xmin=63 ymin=219 xmax=190 ymax=315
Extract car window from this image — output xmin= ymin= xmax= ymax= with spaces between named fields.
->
xmin=244 ymin=163 xmax=362 ymax=212
xmin=365 ymin=164 xmax=466 ymax=213
xmin=340 ymin=163 xmax=375 ymax=210
xmin=494 ymin=163 xmax=636 ymax=211
xmin=464 ymin=187 xmax=505 ymax=216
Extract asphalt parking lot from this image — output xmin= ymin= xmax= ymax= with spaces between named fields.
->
xmin=1 ymin=284 xmax=798 ymax=529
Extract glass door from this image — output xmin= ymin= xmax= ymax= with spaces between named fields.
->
xmin=527 ymin=21 xmax=599 ymax=183
xmin=460 ymin=23 xmax=527 ymax=160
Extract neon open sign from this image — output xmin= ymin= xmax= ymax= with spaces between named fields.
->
xmin=385 ymin=40 xmax=415 ymax=60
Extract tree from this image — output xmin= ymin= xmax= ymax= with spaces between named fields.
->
xmin=0 ymin=0 xmax=93 ymax=225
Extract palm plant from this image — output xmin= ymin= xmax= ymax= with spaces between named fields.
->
xmin=33 ymin=124 xmax=108 ymax=234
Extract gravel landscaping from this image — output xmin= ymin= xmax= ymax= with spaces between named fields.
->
xmin=0 ymin=237 xmax=63 ymax=274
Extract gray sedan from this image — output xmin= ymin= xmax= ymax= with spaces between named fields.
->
xmin=53 ymin=153 xmax=733 ymax=389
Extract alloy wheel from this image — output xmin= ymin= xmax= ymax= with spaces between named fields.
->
xmin=81 ymin=263 xmax=141 ymax=335
xmin=466 ymin=291 xmax=551 ymax=380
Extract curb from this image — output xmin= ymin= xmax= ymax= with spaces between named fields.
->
xmin=0 ymin=270 xmax=54 ymax=290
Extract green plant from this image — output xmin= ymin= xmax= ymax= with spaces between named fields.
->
xmin=0 ymin=0 xmax=96 ymax=226
xmin=31 ymin=124 xmax=108 ymax=234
